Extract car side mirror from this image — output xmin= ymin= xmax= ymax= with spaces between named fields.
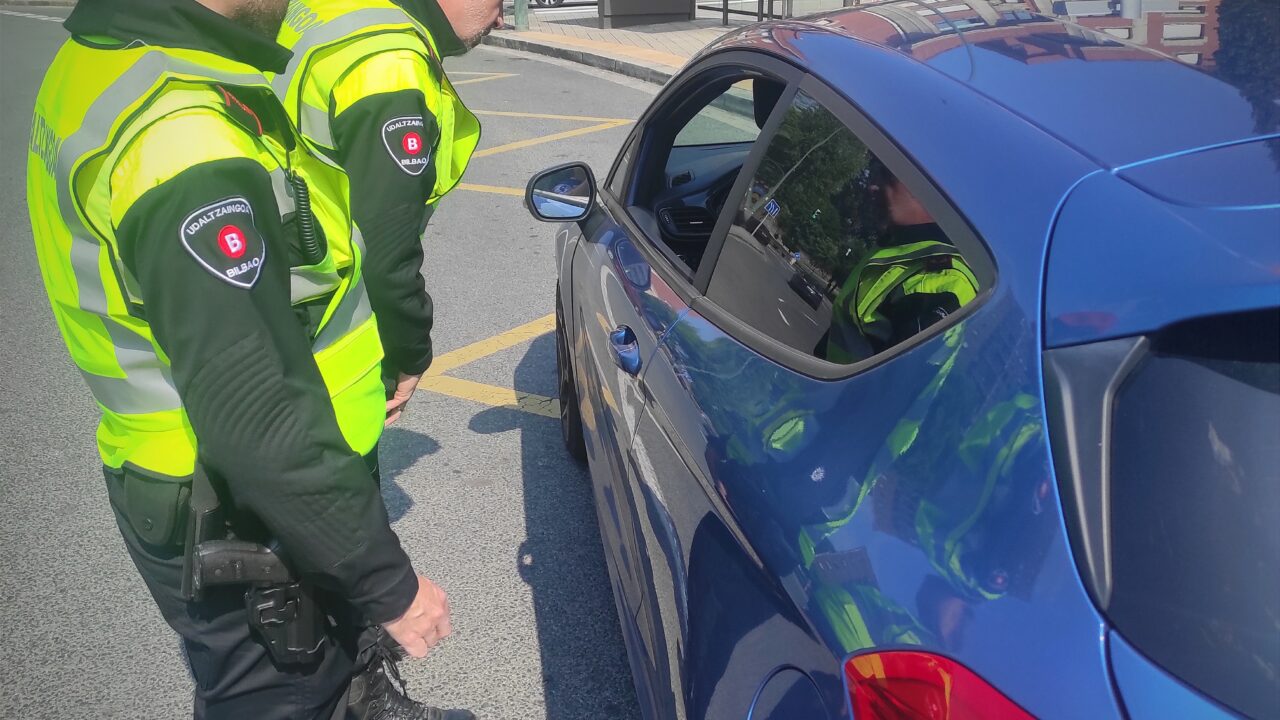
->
xmin=526 ymin=162 xmax=596 ymax=223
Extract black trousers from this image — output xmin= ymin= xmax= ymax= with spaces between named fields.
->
xmin=105 ymin=454 xmax=385 ymax=720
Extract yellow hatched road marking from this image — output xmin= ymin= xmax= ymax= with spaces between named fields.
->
xmin=426 ymin=314 xmax=557 ymax=376
xmin=457 ymin=182 xmax=525 ymax=197
xmin=418 ymin=376 xmax=560 ymax=419
xmin=417 ymin=315 xmax=560 ymax=418
xmin=473 ymin=120 xmax=631 ymax=158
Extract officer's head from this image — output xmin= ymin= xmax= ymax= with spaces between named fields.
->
xmin=867 ymin=157 xmax=934 ymax=228
xmin=197 ymin=0 xmax=290 ymax=40
xmin=435 ymin=0 xmax=504 ymax=49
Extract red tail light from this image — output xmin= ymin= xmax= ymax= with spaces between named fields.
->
xmin=845 ymin=651 xmax=1035 ymax=719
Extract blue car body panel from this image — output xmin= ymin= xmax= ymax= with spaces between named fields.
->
xmin=556 ymin=2 xmax=1278 ymax=718
xmin=1045 ymin=168 xmax=1280 ymax=348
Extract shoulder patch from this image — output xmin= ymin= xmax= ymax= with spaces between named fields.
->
xmin=381 ymin=116 xmax=432 ymax=176
xmin=179 ymin=197 xmax=266 ymax=289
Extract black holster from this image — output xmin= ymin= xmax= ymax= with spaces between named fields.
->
xmin=181 ymin=465 xmax=325 ymax=666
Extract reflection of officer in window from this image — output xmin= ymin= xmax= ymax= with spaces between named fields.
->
xmin=824 ymin=161 xmax=978 ymax=364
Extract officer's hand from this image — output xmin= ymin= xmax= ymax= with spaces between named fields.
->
xmin=386 ymin=372 xmax=422 ymax=426
xmin=382 ymin=574 xmax=452 ymax=658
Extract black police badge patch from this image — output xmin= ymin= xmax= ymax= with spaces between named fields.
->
xmin=382 ymin=116 xmax=431 ymax=176
xmin=179 ymin=197 xmax=266 ymax=289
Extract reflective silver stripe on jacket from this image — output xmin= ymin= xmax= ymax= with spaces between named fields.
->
xmin=313 ymin=226 xmax=373 ymax=352
xmin=56 ymin=51 xmax=266 ymax=415
xmin=299 ymin=103 xmax=335 ymax=150
xmin=272 ymin=7 xmax=415 ymax=161
xmin=292 ymin=266 xmax=342 ymax=304
xmin=269 ymin=165 xmax=296 ymax=220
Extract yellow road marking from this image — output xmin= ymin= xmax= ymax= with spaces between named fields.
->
xmin=418 ymin=315 xmax=559 ymax=418
xmin=426 ymin=314 xmax=557 ymax=376
xmin=473 ymin=110 xmax=631 ymax=124
xmin=473 ymin=120 xmax=631 ymax=159
xmin=457 ymin=182 xmax=525 ymax=197
xmin=419 ymin=376 xmax=560 ymax=419
xmin=451 ymin=73 xmax=518 ymax=86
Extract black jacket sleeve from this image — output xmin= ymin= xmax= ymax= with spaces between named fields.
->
xmin=116 ymin=157 xmax=418 ymax=624
xmin=332 ymin=89 xmax=439 ymax=376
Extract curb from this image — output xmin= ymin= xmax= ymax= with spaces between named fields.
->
xmin=0 ymin=2 xmax=75 ymax=6
xmin=483 ymin=32 xmax=674 ymax=86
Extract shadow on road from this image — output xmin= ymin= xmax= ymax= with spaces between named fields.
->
xmin=468 ymin=334 xmax=640 ymax=720
xmin=379 ymin=427 xmax=441 ymax=522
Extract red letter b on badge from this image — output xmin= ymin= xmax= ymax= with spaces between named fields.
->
xmin=403 ymin=132 xmax=423 ymax=156
xmin=218 ymin=225 xmax=247 ymax=259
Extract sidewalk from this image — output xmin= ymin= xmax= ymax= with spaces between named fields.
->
xmin=484 ymin=8 xmax=752 ymax=85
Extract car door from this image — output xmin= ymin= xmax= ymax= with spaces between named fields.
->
xmin=598 ymin=52 xmax=811 ymax=718
xmin=567 ymin=181 xmax=688 ymax=645
xmin=568 ymin=51 xmax=803 ymax=716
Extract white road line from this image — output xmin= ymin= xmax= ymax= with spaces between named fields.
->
xmin=777 ymin=308 xmax=791 ymax=326
xmin=0 ymin=9 xmax=62 ymax=22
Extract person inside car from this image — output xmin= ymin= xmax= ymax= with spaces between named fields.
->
xmin=823 ymin=160 xmax=980 ymax=364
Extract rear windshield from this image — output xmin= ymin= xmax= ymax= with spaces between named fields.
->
xmin=1108 ymin=309 xmax=1280 ymax=719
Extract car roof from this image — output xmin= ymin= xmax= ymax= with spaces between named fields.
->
xmin=714 ymin=0 xmax=1279 ymax=169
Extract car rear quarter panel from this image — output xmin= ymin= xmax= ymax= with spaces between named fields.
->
xmin=1045 ymin=168 xmax=1280 ymax=348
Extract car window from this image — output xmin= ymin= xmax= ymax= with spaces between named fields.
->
xmin=672 ymin=81 xmax=761 ymax=148
xmin=1106 ymin=309 xmax=1280 ymax=720
xmin=626 ymin=72 xmax=786 ymax=276
xmin=704 ymin=89 xmax=984 ymax=366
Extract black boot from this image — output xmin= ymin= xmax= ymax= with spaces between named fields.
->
xmin=347 ymin=633 xmax=477 ymax=720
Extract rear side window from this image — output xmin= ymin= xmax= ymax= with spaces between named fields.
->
xmin=1108 ymin=309 xmax=1280 ymax=719
xmin=704 ymin=89 xmax=984 ymax=366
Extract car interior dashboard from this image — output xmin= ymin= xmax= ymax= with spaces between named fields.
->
xmin=629 ymin=142 xmax=752 ymax=271
xmin=628 ymin=75 xmax=785 ymax=274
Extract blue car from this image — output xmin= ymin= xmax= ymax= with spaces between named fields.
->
xmin=525 ymin=2 xmax=1279 ymax=718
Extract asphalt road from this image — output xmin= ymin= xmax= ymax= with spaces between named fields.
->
xmin=0 ymin=8 xmax=657 ymax=719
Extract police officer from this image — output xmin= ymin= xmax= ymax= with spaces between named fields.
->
xmin=27 ymin=0 xmax=458 ymax=717
xmin=272 ymin=0 xmax=498 ymax=424
xmin=824 ymin=165 xmax=979 ymax=364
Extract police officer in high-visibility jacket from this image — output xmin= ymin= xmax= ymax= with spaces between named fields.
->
xmin=26 ymin=1 xmax=462 ymax=717
xmin=824 ymin=166 xmax=979 ymax=365
xmin=273 ymin=0 xmax=497 ymax=423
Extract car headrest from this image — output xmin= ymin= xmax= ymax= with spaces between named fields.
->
xmin=754 ymin=79 xmax=785 ymax=129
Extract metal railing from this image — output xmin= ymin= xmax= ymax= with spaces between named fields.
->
xmin=696 ymin=0 xmax=795 ymax=24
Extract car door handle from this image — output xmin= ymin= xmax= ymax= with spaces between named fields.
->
xmin=609 ymin=325 xmax=642 ymax=376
